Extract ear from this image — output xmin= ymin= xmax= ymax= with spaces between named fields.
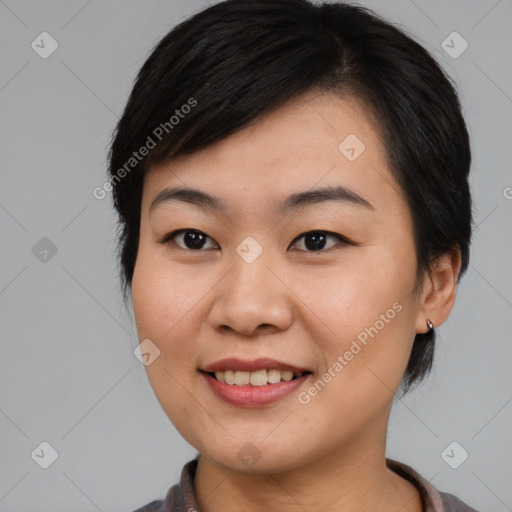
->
xmin=415 ymin=247 xmax=462 ymax=334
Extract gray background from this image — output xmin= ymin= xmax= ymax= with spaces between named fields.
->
xmin=0 ymin=0 xmax=511 ymax=510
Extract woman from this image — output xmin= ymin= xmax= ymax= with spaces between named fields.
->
xmin=108 ymin=1 xmax=478 ymax=510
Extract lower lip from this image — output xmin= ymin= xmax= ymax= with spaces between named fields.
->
xmin=200 ymin=371 xmax=311 ymax=407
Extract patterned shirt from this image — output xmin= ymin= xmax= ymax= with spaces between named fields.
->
xmin=132 ymin=455 xmax=480 ymax=512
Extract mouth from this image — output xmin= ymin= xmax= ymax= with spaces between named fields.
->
xmin=199 ymin=357 xmax=313 ymax=406
xmin=202 ymin=369 xmax=312 ymax=386
xmin=199 ymin=368 xmax=313 ymax=407
xmin=199 ymin=357 xmax=313 ymax=387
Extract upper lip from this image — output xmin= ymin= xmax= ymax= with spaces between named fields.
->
xmin=201 ymin=357 xmax=311 ymax=373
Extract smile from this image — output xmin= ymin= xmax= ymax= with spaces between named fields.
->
xmin=209 ymin=369 xmax=309 ymax=386
xmin=200 ymin=370 xmax=312 ymax=407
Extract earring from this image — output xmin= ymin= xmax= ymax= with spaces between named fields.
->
xmin=426 ymin=318 xmax=434 ymax=331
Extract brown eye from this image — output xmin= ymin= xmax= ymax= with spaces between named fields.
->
xmin=290 ymin=231 xmax=348 ymax=252
xmin=160 ymin=229 xmax=218 ymax=250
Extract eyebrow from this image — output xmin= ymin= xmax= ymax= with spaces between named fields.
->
xmin=148 ymin=185 xmax=374 ymax=217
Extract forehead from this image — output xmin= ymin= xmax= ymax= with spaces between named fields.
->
xmin=142 ymin=90 xmax=402 ymax=219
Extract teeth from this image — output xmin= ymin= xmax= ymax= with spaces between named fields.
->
xmin=267 ymin=369 xmax=282 ymax=384
xmin=213 ymin=369 xmax=304 ymax=386
xmin=282 ymin=370 xmax=294 ymax=381
xmin=250 ymin=369 xmax=267 ymax=386
xmin=234 ymin=371 xmax=250 ymax=385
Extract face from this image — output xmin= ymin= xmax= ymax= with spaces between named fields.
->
xmin=132 ymin=90 xmax=426 ymax=473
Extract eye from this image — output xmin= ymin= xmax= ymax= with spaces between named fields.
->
xmin=289 ymin=230 xmax=349 ymax=252
xmin=158 ymin=229 xmax=218 ymax=250
xmin=158 ymin=229 xmax=350 ymax=252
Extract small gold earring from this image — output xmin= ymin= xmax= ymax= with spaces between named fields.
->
xmin=426 ymin=319 xmax=434 ymax=331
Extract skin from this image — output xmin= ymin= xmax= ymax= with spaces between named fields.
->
xmin=131 ymin=89 xmax=461 ymax=512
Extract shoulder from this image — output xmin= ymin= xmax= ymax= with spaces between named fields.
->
xmin=439 ymin=491 xmax=481 ymax=512
xmin=130 ymin=457 xmax=200 ymax=512
xmin=131 ymin=499 xmax=166 ymax=512
xmin=386 ymin=457 xmax=481 ymax=512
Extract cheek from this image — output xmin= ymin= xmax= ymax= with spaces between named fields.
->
xmin=131 ymin=248 xmax=201 ymax=370
xmin=131 ymin=249 xmax=207 ymax=440
xmin=295 ymin=253 xmax=410 ymax=333
xmin=293 ymin=252 xmax=417 ymax=393
xmin=132 ymin=242 xmax=205 ymax=335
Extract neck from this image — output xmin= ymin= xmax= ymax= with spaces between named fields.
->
xmin=194 ymin=421 xmax=422 ymax=512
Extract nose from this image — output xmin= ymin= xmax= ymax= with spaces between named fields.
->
xmin=207 ymin=248 xmax=294 ymax=337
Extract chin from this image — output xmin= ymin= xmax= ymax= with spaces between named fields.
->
xmin=193 ymin=434 xmax=313 ymax=475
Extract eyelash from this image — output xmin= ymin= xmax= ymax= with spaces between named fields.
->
xmin=157 ymin=229 xmax=352 ymax=252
